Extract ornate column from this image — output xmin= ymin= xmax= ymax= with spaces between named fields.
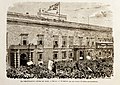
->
xmin=29 ymin=51 xmax=31 ymax=61
xmin=28 ymin=44 xmax=31 ymax=62
xmin=17 ymin=50 xmax=20 ymax=68
xmin=14 ymin=52 xmax=16 ymax=68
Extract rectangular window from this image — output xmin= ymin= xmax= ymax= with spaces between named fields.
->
xmin=69 ymin=36 xmax=73 ymax=47
xmin=54 ymin=41 xmax=58 ymax=48
xmin=38 ymin=53 xmax=42 ymax=61
xmin=53 ymin=35 xmax=59 ymax=48
xmin=92 ymin=41 xmax=94 ymax=46
xmin=38 ymin=40 xmax=42 ymax=45
xmin=53 ymin=51 xmax=58 ymax=59
xmin=23 ymin=40 xmax=27 ymax=45
xmin=62 ymin=51 xmax=66 ymax=59
xmin=99 ymin=52 xmax=101 ymax=55
xmin=79 ymin=51 xmax=84 ymax=60
xmin=69 ymin=51 xmax=73 ymax=58
xmin=37 ymin=34 xmax=44 ymax=46
xmin=20 ymin=33 xmax=28 ymax=45
xmin=86 ymin=37 xmax=89 ymax=46
xmin=53 ymin=53 xmax=58 ymax=59
xmin=87 ymin=41 xmax=90 ymax=46
xmin=62 ymin=36 xmax=67 ymax=47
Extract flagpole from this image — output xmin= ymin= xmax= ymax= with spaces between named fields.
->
xmin=59 ymin=2 xmax=60 ymax=20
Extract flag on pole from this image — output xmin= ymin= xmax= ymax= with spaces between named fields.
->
xmin=47 ymin=2 xmax=60 ymax=11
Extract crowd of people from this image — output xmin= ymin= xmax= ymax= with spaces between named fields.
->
xmin=6 ymin=57 xmax=113 ymax=79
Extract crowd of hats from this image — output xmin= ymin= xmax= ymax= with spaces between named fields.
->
xmin=6 ymin=57 xmax=113 ymax=79
xmin=6 ymin=64 xmax=55 ymax=79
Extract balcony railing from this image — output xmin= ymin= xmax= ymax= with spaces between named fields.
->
xmin=9 ymin=44 xmax=44 ymax=50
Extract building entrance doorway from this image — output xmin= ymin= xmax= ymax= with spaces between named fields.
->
xmin=20 ymin=53 xmax=28 ymax=66
xmin=79 ymin=51 xmax=84 ymax=60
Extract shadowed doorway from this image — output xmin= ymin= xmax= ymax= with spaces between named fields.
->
xmin=20 ymin=53 xmax=28 ymax=66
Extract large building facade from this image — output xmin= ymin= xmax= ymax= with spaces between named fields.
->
xmin=7 ymin=12 xmax=113 ymax=68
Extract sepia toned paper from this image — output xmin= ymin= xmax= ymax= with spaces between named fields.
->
xmin=0 ymin=0 xmax=120 ymax=85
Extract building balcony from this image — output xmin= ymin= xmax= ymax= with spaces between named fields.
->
xmin=9 ymin=44 xmax=44 ymax=50
xmin=96 ymin=42 xmax=113 ymax=49
xmin=73 ymin=45 xmax=96 ymax=49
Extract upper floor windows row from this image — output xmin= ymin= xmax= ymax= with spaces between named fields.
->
xmin=20 ymin=34 xmax=84 ymax=47
xmin=20 ymin=34 xmax=112 ymax=48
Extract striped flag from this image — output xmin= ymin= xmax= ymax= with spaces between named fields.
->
xmin=47 ymin=2 xmax=60 ymax=11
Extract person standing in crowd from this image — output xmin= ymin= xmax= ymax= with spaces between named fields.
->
xmin=75 ymin=61 xmax=80 ymax=71
xmin=52 ymin=61 xmax=57 ymax=74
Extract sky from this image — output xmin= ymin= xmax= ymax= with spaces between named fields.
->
xmin=8 ymin=2 xmax=112 ymax=27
